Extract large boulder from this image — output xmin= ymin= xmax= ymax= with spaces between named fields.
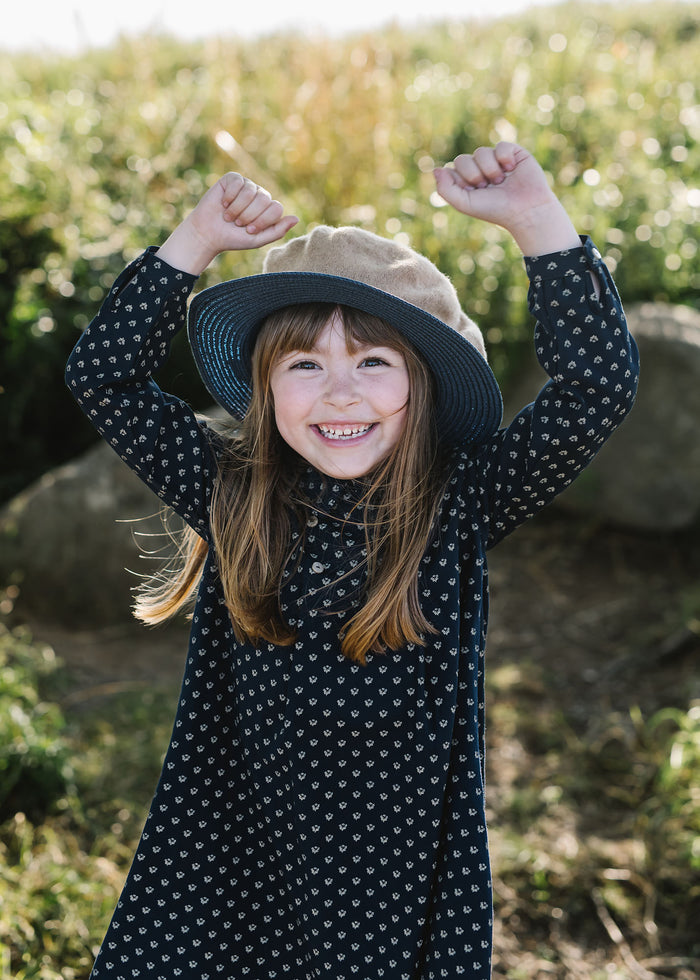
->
xmin=1 ymin=408 xmax=232 ymax=627
xmin=503 ymin=301 xmax=700 ymax=531
xmin=1 ymin=441 xmax=180 ymax=626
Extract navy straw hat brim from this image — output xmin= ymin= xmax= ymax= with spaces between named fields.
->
xmin=187 ymin=271 xmax=503 ymax=447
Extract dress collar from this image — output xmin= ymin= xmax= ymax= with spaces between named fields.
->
xmin=295 ymin=466 xmax=377 ymax=525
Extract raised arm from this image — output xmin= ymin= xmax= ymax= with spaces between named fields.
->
xmin=433 ymin=143 xmax=639 ymax=545
xmin=479 ymin=239 xmax=638 ymax=547
xmin=66 ymin=174 xmax=298 ymax=532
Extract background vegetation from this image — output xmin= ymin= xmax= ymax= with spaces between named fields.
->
xmin=1 ymin=2 xmax=699 ymax=978
xmin=2 ymin=0 xmax=700 ymax=502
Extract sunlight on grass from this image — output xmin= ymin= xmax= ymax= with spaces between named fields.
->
xmin=3 ymin=2 xmax=700 ymax=501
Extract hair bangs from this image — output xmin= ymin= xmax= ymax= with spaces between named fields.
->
xmin=255 ymin=303 xmax=426 ymax=365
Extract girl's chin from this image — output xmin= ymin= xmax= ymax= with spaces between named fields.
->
xmin=301 ymin=448 xmax=389 ymax=480
xmin=309 ymin=460 xmax=375 ymax=480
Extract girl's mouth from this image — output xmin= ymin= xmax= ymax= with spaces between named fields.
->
xmin=315 ymin=423 xmax=376 ymax=441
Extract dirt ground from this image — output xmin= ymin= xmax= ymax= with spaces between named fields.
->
xmin=28 ymin=508 xmax=700 ymax=980
xmin=485 ymin=512 xmax=700 ymax=980
xmin=489 ymin=510 xmax=699 ymax=716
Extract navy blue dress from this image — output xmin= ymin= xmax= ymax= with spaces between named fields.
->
xmin=66 ymin=238 xmax=638 ymax=980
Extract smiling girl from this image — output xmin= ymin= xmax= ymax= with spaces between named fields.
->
xmin=269 ymin=306 xmax=411 ymax=480
xmin=66 ymin=141 xmax=638 ymax=980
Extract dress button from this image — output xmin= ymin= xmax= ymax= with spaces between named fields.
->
xmin=311 ymin=561 xmax=325 ymax=574
xmin=307 ymin=513 xmax=319 ymax=527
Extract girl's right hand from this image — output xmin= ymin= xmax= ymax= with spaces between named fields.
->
xmin=157 ymin=172 xmax=299 ymax=275
xmin=433 ymin=143 xmax=581 ymax=256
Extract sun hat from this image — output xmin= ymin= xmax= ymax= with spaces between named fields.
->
xmin=187 ymin=225 xmax=503 ymax=446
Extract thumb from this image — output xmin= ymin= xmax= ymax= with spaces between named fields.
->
xmin=245 ymin=214 xmax=299 ymax=248
xmin=432 ymin=167 xmax=470 ymax=211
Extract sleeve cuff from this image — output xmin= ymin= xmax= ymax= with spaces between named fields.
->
xmin=523 ymin=235 xmax=605 ymax=282
xmin=140 ymin=245 xmax=201 ymax=287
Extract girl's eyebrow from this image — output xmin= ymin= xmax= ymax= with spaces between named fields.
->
xmin=277 ymin=341 xmax=401 ymax=362
xmin=278 ymin=346 xmax=318 ymax=359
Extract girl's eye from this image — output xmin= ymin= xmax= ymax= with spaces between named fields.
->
xmin=361 ymin=356 xmax=388 ymax=368
xmin=290 ymin=359 xmax=318 ymax=370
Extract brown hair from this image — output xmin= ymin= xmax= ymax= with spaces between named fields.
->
xmin=134 ymin=303 xmax=447 ymax=664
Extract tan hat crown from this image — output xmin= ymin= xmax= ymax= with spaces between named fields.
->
xmin=263 ymin=225 xmax=487 ymax=359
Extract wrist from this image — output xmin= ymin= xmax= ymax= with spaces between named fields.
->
xmin=506 ymin=198 xmax=580 ymax=257
xmin=156 ymin=220 xmax=219 ymax=276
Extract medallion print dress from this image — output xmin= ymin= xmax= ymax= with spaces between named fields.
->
xmin=66 ymin=237 xmax=638 ymax=979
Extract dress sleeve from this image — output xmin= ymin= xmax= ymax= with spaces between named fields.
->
xmin=477 ymin=236 xmax=639 ymax=549
xmin=65 ymin=248 xmax=218 ymax=537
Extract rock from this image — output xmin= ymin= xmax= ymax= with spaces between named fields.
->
xmin=0 ymin=440 xmax=181 ymax=626
xmin=503 ymin=301 xmax=700 ymax=531
xmin=1 ymin=407 xmax=232 ymax=626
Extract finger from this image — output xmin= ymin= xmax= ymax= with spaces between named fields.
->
xmin=247 ymin=214 xmax=299 ymax=246
xmin=218 ymin=172 xmax=247 ymax=207
xmin=471 ymin=147 xmax=509 ymax=184
xmin=232 ymin=188 xmax=275 ymax=228
xmin=242 ymin=199 xmax=286 ymax=234
xmin=452 ymin=153 xmax=490 ymax=189
xmin=220 ymin=175 xmax=260 ymax=219
xmin=493 ymin=141 xmax=520 ymax=172
xmin=433 ymin=167 xmax=474 ymax=210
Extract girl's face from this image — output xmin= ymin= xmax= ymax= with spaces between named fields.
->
xmin=269 ymin=311 xmax=410 ymax=479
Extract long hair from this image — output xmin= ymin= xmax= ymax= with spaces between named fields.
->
xmin=134 ymin=303 xmax=447 ymax=664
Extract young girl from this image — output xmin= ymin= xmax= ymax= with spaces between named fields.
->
xmin=66 ymin=141 xmax=638 ymax=980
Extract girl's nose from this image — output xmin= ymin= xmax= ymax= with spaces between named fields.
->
xmin=323 ymin=367 xmax=360 ymax=407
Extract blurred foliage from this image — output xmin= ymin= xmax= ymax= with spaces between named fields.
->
xmin=1 ymin=1 xmax=700 ymax=502
xmin=0 ymin=626 xmax=72 ymax=823
xmin=0 ymin=625 xmax=177 ymax=980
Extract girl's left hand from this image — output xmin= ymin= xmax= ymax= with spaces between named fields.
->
xmin=433 ymin=142 xmax=580 ymax=255
xmin=156 ymin=172 xmax=299 ymax=275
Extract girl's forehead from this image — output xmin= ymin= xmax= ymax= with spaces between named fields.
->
xmin=274 ymin=308 xmax=403 ymax=353
xmin=255 ymin=303 xmax=418 ymax=373
xmin=302 ymin=317 xmax=396 ymax=351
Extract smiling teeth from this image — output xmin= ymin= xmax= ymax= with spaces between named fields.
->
xmin=317 ymin=423 xmax=373 ymax=440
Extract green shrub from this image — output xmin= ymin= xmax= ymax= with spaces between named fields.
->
xmin=1 ymin=2 xmax=699 ymax=501
xmin=638 ymin=703 xmax=700 ymax=948
xmin=0 ymin=626 xmax=177 ymax=979
xmin=0 ymin=627 xmax=72 ymax=822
